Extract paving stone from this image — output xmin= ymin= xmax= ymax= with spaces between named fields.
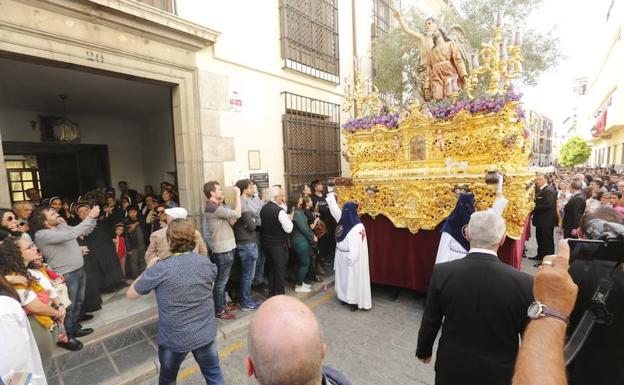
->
xmin=46 ymin=375 xmax=60 ymax=385
xmin=137 ymin=259 xmax=539 ymax=385
xmin=61 ymin=356 xmax=116 ymax=385
xmin=104 ymin=327 xmax=147 ymax=353
xmin=110 ymin=340 xmax=158 ymax=373
xmin=43 ymin=360 xmax=56 ymax=379
xmin=55 ymin=342 xmax=106 ymax=371
xmin=157 ymin=288 xmax=437 ymax=385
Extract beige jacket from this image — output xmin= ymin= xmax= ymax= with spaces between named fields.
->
xmin=144 ymin=226 xmax=208 ymax=262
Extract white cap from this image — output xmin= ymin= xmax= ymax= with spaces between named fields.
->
xmin=164 ymin=207 xmax=188 ymax=220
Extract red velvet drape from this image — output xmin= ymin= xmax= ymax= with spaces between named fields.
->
xmin=362 ymin=214 xmax=527 ymax=292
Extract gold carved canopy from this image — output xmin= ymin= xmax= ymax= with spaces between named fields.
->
xmin=338 ymin=103 xmax=534 ymax=239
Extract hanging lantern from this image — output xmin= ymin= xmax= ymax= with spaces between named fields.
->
xmin=52 ymin=94 xmax=80 ymax=143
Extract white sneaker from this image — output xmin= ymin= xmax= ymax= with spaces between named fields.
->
xmin=295 ymin=285 xmax=311 ymax=293
xmin=303 ymin=282 xmax=312 ymax=289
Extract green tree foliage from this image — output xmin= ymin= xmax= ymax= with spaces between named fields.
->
xmin=372 ymin=0 xmax=560 ymax=105
xmin=371 ymin=10 xmax=425 ymax=104
xmin=558 ymin=136 xmax=591 ymax=166
xmin=452 ymin=0 xmax=560 ymax=86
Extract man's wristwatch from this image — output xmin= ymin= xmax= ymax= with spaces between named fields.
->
xmin=527 ymin=301 xmax=569 ymax=324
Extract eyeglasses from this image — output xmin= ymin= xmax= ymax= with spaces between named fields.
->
xmin=5 ymin=216 xmax=16 ymax=221
xmin=157 ymin=210 xmax=165 ymax=214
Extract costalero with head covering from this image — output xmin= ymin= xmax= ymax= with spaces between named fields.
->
xmin=335 ymin=201 xmax=361 ymax=243
xmin=440 ymin=193 xmax=475 ymax=251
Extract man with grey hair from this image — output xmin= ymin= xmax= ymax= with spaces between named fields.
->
xmin=416 ymin=210 xmax=533 ymax=385
xmin=575 ymin=173 xmax=588 ymax=188
xmin=260 ymin=186 xmax=293 ymax=296
xmin=246 ymin=295 xmax=350 ymax=385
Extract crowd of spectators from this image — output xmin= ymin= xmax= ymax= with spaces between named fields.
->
xmin=0 ymin=177 xmax=339 ymax=383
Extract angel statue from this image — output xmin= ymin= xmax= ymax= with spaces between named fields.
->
xmin=394 ymin=11 xmax=473 ymax=101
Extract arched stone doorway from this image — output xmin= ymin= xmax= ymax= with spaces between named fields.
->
xmin=0 ymin=0 xmax=225 ymax=222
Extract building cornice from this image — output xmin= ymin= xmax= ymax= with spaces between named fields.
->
xmin=20 ymin=0 xmax=220 ymax=51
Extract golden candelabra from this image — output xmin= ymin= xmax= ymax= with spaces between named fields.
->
xmin=468 ymin=21 xmax=523 ymax=96
xmin=343 ymin=59 xmax=387 ymax=119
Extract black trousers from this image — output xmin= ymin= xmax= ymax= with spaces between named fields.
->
xmin=264 ymin=242 xmax=289 ymax=297
xmin=535 ymin=226 xmax=555 ymax=259
xmin=563 ymin=228 xmax=579 ymax=239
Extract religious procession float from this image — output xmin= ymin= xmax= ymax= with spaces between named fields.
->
xmin=336 ymin=12 xmax=534 ymax=289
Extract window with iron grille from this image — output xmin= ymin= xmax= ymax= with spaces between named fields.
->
xmin=282 ymin=92 xmax=341 ymax=193
xmin=372 ymin=0 xmax=400 ymax=40
xmin=279 ymin=0 xmax=340 ymax=83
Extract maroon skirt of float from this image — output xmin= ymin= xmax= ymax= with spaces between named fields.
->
xmin=362 ymin=214 xmax=528 ymax=292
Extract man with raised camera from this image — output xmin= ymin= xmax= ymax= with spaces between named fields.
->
xmin=567 ymin=207 xmax=624 ymax=385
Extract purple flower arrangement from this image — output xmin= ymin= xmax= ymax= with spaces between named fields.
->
xmin=342 ymin=112 xmax=401 ymax=133
xmin=342 ymin=90 xmax=525 ymax=133
xmin=427 ymin=89 xmax=524 ymax=121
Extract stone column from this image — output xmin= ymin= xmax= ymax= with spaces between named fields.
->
xmin=198 ymin=71 xmax=235 ymax=185
xmin=0 ymin=130 xmax=12 ymax=207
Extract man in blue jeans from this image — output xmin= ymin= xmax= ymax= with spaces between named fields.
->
xmin=127 ymin=219 xmax=224 ymax=385
xmin=30 ymin=204 xmax=100 ymax=351
xmin=233 ymin=180 xmax=261 ymax=311
xmin=236 ymin=181 xmax=266 ymax=288
xmin=203 ymin=181 xmax=241 ymax=320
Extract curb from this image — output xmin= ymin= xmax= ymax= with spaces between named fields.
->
xmin=100 ymin=276 xmax=336 ymax=385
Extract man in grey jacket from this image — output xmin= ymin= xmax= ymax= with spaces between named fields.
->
xmin=203 ymin=181 xmax=241 ymax=320
xmin=30 ymin=205 xmax=100 ymax=351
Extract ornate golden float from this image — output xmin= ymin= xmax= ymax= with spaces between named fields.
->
xmin=338 ymin=21 xmax=533 ymax=239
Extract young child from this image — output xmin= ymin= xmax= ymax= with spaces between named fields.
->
xmin=112 ymin=223 xmax=128 ymax=278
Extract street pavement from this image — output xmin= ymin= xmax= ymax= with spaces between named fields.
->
xmin=139 ymin=285 xmax=436 ymax=385
xmin=140 ymin=229 xmax=543 ymax=385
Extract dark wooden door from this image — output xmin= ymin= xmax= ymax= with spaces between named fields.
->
xmin=37 ymin=152 xmax=79 ymax=199
xmin=3 ymin=142 xmax=110 ymax=201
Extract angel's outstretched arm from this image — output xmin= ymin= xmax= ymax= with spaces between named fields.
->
xmin=394 ymin=11 xmax=425 ymax=45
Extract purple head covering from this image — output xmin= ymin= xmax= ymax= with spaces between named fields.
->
xmin=335 ymin=201 xmax=361 ymax=243
xmin=440 ymin=193 xmax=475 ymax=251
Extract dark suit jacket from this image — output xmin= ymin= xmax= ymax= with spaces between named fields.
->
xmin=563 ymin=193 xmax=586 ymax=237
xmin=568 ymin=259 xmax=624 ymax=385
xmin=121 ymin=188 xmax=138 ymax=203
xmin=533 ymin=185 xmax=558 ymax=227
xmin=416 ymin=252 xmax=533 ymax=385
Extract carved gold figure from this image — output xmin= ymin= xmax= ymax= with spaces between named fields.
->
xmin=394 ymin=12 xmax=470 ymax=101
xmin=338 ymin=15 xmax=532 ymax=239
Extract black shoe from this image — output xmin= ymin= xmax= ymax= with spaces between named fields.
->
xmin=533 ymin=262 xmax=543 ymax=268
xmin=73 ymin=328 xmax=94 ymax=338
xmin=350 ymin=304 xmax=359 ymax=312
xmin=80 ymin=314 xmax=94 ymax=322
xmin=528 ymin=256 xmax=542 ymax=261
xmin=57 ymin=338 xmax=83 ymax=351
